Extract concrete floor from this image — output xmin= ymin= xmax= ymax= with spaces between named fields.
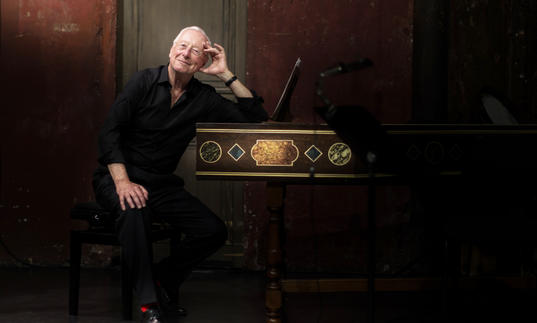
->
xmin=0 ymin=266 xmax=535 ymax=322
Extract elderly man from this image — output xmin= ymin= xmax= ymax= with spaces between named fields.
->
xmin=93 ymin=26 xmax=267 ymax=322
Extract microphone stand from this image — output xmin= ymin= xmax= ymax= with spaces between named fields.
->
xmin=315 ymin=60 xmax=378 ymax=323
xmin=366 ymin=150 xmax=377 ymax=323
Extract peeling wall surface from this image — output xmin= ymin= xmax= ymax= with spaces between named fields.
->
xmin=0 ymin=0 xmax=116 ymax=265
xmin=2 ymin=1 xmax=533 ymax=272
xmin=245 ymin=0 xmax=414 ymax=272
xmin=247 ymin=0 xmax=413 ymax=124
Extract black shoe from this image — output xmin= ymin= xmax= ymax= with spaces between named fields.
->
xmin=141 ymin=307 xmax=164 ymax=323
xmin=154 ymin=262 xmax=189 ymax=316
xmin=155 ymin=282 xmax=188 ymax=316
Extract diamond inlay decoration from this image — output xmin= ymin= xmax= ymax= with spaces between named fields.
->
xmin=228 ymin=143 xmax=245 ymax=161
xmin=305 ymin=145 xmax=322 ymax=162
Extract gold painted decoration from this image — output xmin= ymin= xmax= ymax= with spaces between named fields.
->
xmin=199 ymin=141 xmax=222 ymax=163
xmin=251 ymin=139 xmax=299 ymax=166
xmin=328 ymin=142 xmax=352 ymax=166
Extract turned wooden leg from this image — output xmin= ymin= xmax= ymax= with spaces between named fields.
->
xmin=265 ymin=182 xmax=285 ymax=323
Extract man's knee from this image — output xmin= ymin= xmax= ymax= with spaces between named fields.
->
xmin=115 ymin=207 xmax=150 ymax=242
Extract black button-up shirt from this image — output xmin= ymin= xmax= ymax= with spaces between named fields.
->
xmin=97 ymin=65 xmax=268 ymax=175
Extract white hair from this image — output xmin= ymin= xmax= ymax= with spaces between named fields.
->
xmin=172 ymin=26 xmax=211 ymax=46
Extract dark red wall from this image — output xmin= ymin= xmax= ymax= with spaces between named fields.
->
xmin=0 ymin=0 xmax=413 ymax=270
xmin=0 ymin=0 xmax=116 ymax=265
xmin=1 ymin=1 xmax=534 ymax=273
xmin=244 ymin=0 xmax=414 ymax=271
xmin=2 ymin=1 xmax=534 ymax=273
xmin=247 ymin=0 xmax=413 ymax=123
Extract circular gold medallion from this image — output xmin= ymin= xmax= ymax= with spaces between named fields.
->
xmin=199 ymin=141 xmax=222 ymax=163
xmin=328 ymin=142 xmax=352 ymax=166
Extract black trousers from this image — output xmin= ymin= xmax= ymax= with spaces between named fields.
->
xmin=93 ymin=167 xmax=227 ymax=305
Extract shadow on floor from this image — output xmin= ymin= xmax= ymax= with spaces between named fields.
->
xmin=0 ymin=267 xmax=535 ymax=322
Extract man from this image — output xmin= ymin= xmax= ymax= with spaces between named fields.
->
xmin=93 ymin=26 xmax=268 ymax=323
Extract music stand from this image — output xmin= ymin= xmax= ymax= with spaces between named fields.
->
xmin=271 ymin=58 xmax=302 ymax=122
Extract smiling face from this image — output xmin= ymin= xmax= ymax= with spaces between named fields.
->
xmin=168 ymin=29 xmax=209 ymax=75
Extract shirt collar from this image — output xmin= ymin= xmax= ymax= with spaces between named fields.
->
xmin=157 ymin=65 xmax=169 ymax=84
xmin=158 ymin=64 xmax=200 ymax=95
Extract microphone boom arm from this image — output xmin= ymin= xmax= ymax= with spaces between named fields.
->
xmin=315 ymin=57 xmax=373 ymax=119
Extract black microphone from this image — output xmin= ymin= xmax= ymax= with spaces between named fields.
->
xmin=319 ymin=58 xmax=373 ymax=78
